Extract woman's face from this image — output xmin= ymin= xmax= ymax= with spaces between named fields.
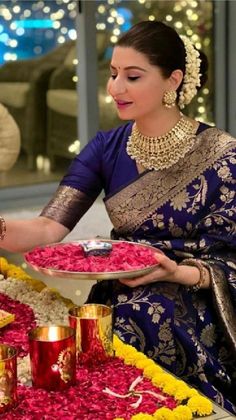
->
xmin=107 ymin=46 xmax=171 ymax=123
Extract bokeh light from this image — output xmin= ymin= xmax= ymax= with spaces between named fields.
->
xmin=0 ymin=0 xmax=213 ymax=123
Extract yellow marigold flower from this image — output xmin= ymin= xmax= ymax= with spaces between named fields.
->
xmin=135 ymin=359 xmax=155 ymax=370
xmin=132 ymin=352 xmax=149 ymax=364
xmin=187 ymin=388 xmax=198 ymax=397
xmin=113 ymin=418 xmax=125 ymax=420
xmin=187 ymin=395 xmax=213 ymax=416
xmin=169 ymin=380 xmax=198 ymax=401
xmin=143 ymin=364 xmax=163 ymax=379
xmin=152 ymin=373 xmax=175 ymax=388
xmin=121 ymin=344 xmax=135 ymax=352
xmin=114 ymin=340 xmax=139 ymax=364
xmin=113 ymin=334 xmax=122 ymax=347
xmin=114 ymin=339 xmax=136 ymax=358
xmin=7 ymin=266 xmax=26 ymax=278
xmin=174 ymin=384 xmax=191 ymax=402
xmin=162 ymin=381 xmax=178 ymax=396
xmin=122 ymin=347 xmax=138 ymax=356
xmin=117 ymin=349 xmax=137 ymax=361
xmin=131 ymin=414 xmax=153 ymax=420
xmin=172 ymin=405 xmax=192 ymax=419
xmin=153 ymin=407 xmax=175 ymax=419
xmin=0 ymin=257 xmax=9 ymax=275
xmin=16 ymin=274 xmax=32 ymax=281
xmin=123 ymin=355 xmax=139 ymax=365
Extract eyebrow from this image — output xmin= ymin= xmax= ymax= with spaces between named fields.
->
xmin=110 ymin=64 xmax=147 ymax=72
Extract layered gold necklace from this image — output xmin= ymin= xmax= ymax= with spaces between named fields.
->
xmin=126 ymin=116 xmax=196 ymax=171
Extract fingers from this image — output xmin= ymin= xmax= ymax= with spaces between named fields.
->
xmin=119 ymin=277 xmax=149 ymax=288
xmin=118 ymin=253 xmax=178 ymax=288
xmin=119 ymin=266 xmax=163 ymax=288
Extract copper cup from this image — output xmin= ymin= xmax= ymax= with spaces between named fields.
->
xmin=28 ymin=325 xmax=76 ymax=391
xmin=68 ymin=304 xmax=113 ymax=364
xmin=0 ymin=344 xmax=17 ymax=414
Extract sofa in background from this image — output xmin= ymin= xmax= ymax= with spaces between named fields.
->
xmin=0 ymin=102 xmax=20 ymax=174
xmin=0 ymin=41 xmax=74 ymax=169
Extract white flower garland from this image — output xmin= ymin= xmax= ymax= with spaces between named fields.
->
xmin=178 ymin=35 xmax=202 ymax=109
xmin=0 ymin=275 xmax=70 ymax=384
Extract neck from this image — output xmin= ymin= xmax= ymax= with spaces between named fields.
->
xmin=135 ymin=108 xmax=182 ymax=137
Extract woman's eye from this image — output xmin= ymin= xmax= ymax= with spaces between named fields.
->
xmin=128 ymin=76 xmax=140 ymax=81
xmin=110 ymin=74 xmax=117 ymax=79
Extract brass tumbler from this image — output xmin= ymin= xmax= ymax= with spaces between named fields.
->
xmin=69 ymin=304 xmax=113 ymax=364
xmin=0 ymin=344 xmax=17 ymax=414
xmin=28 ymin=325 xmax=76 ymax=391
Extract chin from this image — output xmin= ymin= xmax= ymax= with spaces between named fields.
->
xmin=118 ymin=115 xmax=131 ymax=121
xmin=117 ymin=111 xmax=134 ymax=121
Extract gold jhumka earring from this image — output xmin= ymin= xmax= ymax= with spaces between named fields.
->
xmin=162 ymin=90 xmax=177 ymax=108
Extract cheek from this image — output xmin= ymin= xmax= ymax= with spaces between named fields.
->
xmin=106 ymin=79 xmax=112 ymax=95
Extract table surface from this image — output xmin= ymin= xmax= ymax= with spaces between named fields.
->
xmin=201 ymin=404 xmax=235 ymax=419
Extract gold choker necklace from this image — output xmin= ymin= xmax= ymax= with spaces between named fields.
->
xmin=126 ymin=116 xmax=196 ymax=170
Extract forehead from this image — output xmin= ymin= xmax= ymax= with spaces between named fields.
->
xmin=111 ymin=46 xmax=153 ymax=70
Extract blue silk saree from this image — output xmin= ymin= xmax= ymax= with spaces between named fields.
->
xmin=41 ymin=122 xmax=236 ymax=413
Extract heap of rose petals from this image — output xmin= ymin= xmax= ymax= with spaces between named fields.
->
xmin=25 ymin=242 xmax=159 ymax=273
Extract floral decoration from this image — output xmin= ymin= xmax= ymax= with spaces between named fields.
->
xmin=113 ymin=336 xmax=213 ymax=419
xmin=0 ymin=292 xmax=36 ymax=358
xmin=178 ymin=35 xmax=201 ymax=109
xmin=0 ymin=257 xmax=213 ymax=419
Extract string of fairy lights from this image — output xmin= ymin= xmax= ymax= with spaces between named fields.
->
xmin=0 ymin=0 xmax=213 ymax=124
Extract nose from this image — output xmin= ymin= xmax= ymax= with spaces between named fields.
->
xmin=107 ymin=75 xmax=126 ymax=97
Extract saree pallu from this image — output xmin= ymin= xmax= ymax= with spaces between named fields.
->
xmin=41 ymin=124 xmax=236 ymax=413
xmin=89 ymin=127 xmax=236 ymax=413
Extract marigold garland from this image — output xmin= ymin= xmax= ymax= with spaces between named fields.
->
xmin=0 ymin=256 xmax=74 ymax=308
xmin=113 ymin=336 xmax=213 ymax=420
xmin=0 ymin=257 xmax=213 ymax=419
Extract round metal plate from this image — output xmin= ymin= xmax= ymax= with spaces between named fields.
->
xmin=25 ymin=239 xmax=159 ymax=280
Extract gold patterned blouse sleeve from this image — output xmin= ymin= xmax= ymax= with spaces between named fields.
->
xmin=40 ymin=185 xmax=95 ymax=230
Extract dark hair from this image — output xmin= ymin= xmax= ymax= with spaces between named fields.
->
xmin=117 ymin=21 xmax=208 ymax=93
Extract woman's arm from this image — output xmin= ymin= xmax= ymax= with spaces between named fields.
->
xmin=0 ymin=216 xmax=69 ymax=253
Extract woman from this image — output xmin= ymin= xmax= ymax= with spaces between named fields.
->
xmin=1 ymin=21 xmax=236 ymax=413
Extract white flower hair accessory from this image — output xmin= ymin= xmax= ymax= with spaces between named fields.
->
xmin=178 ymin=35 xmax=202 ymax=109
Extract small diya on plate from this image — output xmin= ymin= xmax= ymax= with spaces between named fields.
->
xmin=81 ymin=240 xmax=112 ymax=257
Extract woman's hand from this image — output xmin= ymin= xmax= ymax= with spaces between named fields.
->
xmin=119 ymin=251 xmax=208 ymax=289
xmin=119 ymin=252 xmax=179 ymax=288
